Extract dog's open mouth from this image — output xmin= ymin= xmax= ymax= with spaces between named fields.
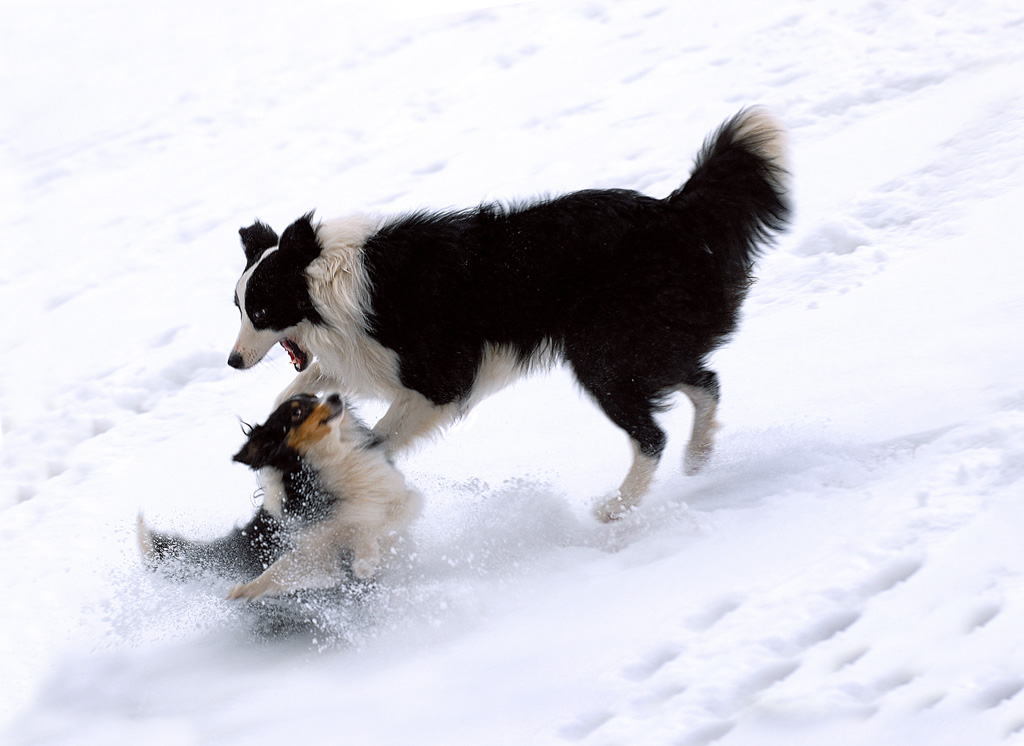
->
xmin=280 ymin=338 xmax=310 ymax=372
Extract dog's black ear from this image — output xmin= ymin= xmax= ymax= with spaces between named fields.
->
xmin=277 ymin=211 xmax=323 ymax=266
xmin=232 ymin=441 xmax=257 ymax=468
xmin=239 ymin=220 xmax=279 ymax=269
xmin=232 ymin=432 xmax=267 ymax=469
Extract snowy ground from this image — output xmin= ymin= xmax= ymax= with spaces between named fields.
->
xmin=2 ymin=0 xmax=1024 ymax=744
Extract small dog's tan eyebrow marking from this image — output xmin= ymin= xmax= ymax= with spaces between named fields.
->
xmin=285 ymin=402 xmax=334 ymax=451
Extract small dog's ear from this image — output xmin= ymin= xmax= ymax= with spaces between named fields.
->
xmin=232 ymin=436 xmax=263 ymax=469
xmin=239 ymin=220 xmax=279 ymax=269
xmin=277 ymin=211 xmax=323 ymax=266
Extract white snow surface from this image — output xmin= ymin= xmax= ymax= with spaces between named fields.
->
xmin=2 ymin=0 xmax=1024 ymax=744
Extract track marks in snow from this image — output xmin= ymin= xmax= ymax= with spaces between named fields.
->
xmin=975 ymin=678 xmax=1024 ymax=712
xmin=552 ymin=549 xmax=939 ymax=744
xmin=558 ymin=405 xmax=1024 ymax=745
xmin=555 ymin=711 xmax=614 ymax=742
xmin=684 ymin=596 xmax=742 ymax=633
xmin=840 ymin=669 xmax=918 ymax=707
xmin=621 ymin=646 xmax=684 ymax=683
xmin=732 ymin=659 xmax=802 ymax=702
xmin=0 ymin=342 xmax=232 ymax=509
xmin=793 ymin=608 xmax=861 ymax=647
xmin=555 ymin=594 xmax=806 ymax=742
xmin=676 ymin=720 xmax=735 ymax=746
xmin=856 ymin=556 xmax=924 ymax=596
xmin=755 ymin=60 xmax=1024 ymax=314
xmin=964 ymin=601 xmax=1003 ymax=634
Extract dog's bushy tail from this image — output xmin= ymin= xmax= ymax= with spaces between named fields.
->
xmin=137 ymin=511 xmax=284 ymax=580
xmin=670 ymin=107 xmax=791 ymax=277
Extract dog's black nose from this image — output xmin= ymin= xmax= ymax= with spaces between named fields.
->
xmin=228 ymin=352 xmax=246 ymax=369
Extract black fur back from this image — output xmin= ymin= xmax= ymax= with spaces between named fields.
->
xmin=362 ymin=122 xmax=789 ymax=412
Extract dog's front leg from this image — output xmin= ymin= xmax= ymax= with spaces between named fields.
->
xmin=372 ymin=388 xmax=459 ymax=455
xmin=349 ymin=535 xmax=383 ymax=580
xmin=274 ymin=361 xmax=347 ymax=407
xmin=226 ymin=569 xmax=289 ymax=601
xmin=226 ymin=526 xmax=344 ymax=601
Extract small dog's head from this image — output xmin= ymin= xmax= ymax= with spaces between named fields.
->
xmin=233 ymin=392 xmax=348 ymax=471
xmin=229 ymin=213 xmax=324 ymax=372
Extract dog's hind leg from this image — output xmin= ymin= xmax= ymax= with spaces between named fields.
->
xmin=678 ymin=369 xmax=721 ymax=475
xmin=372 ymin=388 xmax=460 ymax=456
xmin=274 ymin=361 xmax=347 ymax=407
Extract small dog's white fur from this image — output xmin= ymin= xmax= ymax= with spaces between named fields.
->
xmin=139 ymin=394 xmax=421 ymax=601
xmin=228 ymin=399 xmax=420 ymax=600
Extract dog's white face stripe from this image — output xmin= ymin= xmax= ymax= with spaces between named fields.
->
xmin=231 ymin=248 xmax=291 ymax=369
xmin=231 ymin=321 xmax=285 ymax=369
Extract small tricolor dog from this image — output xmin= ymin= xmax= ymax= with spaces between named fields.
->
xmin=228 ymin=108 xmax=790 ymax=520
xmin=138 ymin=393 xmax=421 ymax=600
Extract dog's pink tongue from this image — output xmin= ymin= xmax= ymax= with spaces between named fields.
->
xmin=281 ymin=340 xmax=301 ymax=369
xmin=281 ymin=339 xmax=310 ymax=371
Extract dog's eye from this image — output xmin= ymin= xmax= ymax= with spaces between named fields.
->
xmin=290 ymin=406 xmax=308 ymax=423
xmin=251 ymin=308 xmax=267 ymax=325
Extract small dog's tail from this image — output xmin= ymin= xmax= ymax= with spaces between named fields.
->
xmin=669 ymin=107 xmax=791 ymax=276
xmin=137 ymin=513 xmax=157 ymax=559
xmin=136 ymin=509 xmax=286 ymax=579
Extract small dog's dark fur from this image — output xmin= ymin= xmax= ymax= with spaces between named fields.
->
xmin=138 ymin=393 xmax=421 ymax=600
xmin=228 ymin=108 xmax=790 ymax=519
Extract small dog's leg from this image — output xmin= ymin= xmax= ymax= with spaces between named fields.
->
xmin=227 ymin=571 xmax=288 ymax=601
xmin=227 ymin=556 xmax=343 ymax=600
xmin=373 ymin=388 xmax=459 ymax=455
xmin=349 ymin=536 xmax=382 ymax=580
xmin=226 ymin=525 xmax=344 ymax=601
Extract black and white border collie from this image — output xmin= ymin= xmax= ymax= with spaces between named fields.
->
xmin=229 ymin=108 xmax=790 ymax=520
xmin=138 ymin=393 xmax=421 ymax=600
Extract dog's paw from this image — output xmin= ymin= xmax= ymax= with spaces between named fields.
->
xmin=351 ymin=542 xmax=382 ymax=580
xmin=227 ymin=577 xmax=279 ymax=601
xmin=593 ymin=492 xmax=634 ymax=523
xmin=351 ymin=557 xmax=379 ymax=580
xmin=684 ymin=443 xmax=713 ymax=476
